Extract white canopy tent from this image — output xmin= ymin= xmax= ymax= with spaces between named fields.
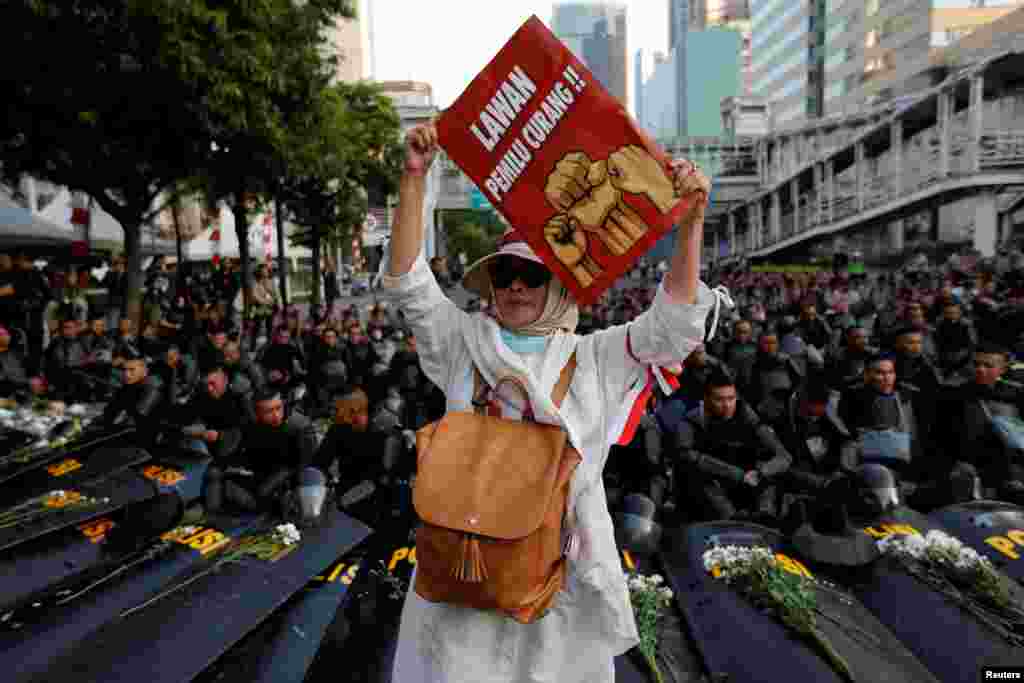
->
xmin=34 ymin=186 xmax=177 ymax=256
xmin=0 ymin=194 xmax=77 ymax=247
xmin=183 ymin=209 xmax=312 ymax=262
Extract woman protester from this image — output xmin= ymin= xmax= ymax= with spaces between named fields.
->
xmin=381 ymin=122 xmax=729 ymax=683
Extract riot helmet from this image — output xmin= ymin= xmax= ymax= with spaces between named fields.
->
xmin=370 ymin=394 xmax=405 ymax=432
xmin=849 ymin=464 xmax=901 ymax=519
xmin=950 ymin=462 xmax=983 ymax=503
xmin=295 ymin=467 xmax=328 ymax=525
xmin=320 ymin=359 xmax=349 ymax=392
xmin=613 ymin=494 xmax=663 ymax=555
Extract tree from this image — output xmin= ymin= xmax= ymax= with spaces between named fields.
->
xmin=179 ymin=0 xmax=356 ymax=323
xmin=442 ymin=208 xmax=504 ymax=264
xmin=281 ymin=81 xmax=403 ymax=307
xmin=446 ymin=221 xmax=498 ymax=266
xmin=0 ymin=1 xmax=217 ymax=322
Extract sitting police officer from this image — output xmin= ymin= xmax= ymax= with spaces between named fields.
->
xmin=151 ymin=343 xmax=198 ymax=406
xmin=307 ymin=327 xmax=348 ymax=418
xmin=176 ymin=362 xmax=250 ymax=461
xmin=838 ymin=352 xmax=925 ymax=468
xmin=204 ymin=387 xmax=316 ymax=514
xmin=223 ymin=340 xmax=266 ymax=400
xmin=826 ymin=326 xmax=876 ymax=392
xmin=97 ymin=344 xmax=163 ymax=446
xmin=716 ymin=319 xmax=758 ymax=393
xmin=748 ymin=329 xmax=805 ymax=432
xmin=673 ymin=368 xmax=793 ymax=525
xmin=43 ymin=315 xmax=90 ymax=402
xmin=0 ymin=324 xmax=29 ymax=397
xmin=934 ymin=342 xmax=1024 ymax=504
xmin=782 ymin=376 xmax=858 ymax=489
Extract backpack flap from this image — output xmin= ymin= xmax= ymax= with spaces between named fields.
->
xmin=414 ymin=412 xmax=569 ymax=540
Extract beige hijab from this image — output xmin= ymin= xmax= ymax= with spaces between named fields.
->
xmin=489 ymin=277 xmax=579 ymax=337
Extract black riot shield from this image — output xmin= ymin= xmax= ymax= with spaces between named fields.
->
xmin=32 ymin=508 xmax=371 ymax=683
xmin=0 ymin=445 xmax=150 ymax=507
xmin=810 ymin=505 xmax=1024 ymax=681
xmin=0 ymin=426 xmax=135 ymax=488
xmin=191 ymin=540 xmax=371 ymax=683
xmin=0 ymin=468 xmax=158 ymax=553
xmin=0 ymin=514 xmax=266 ymax=683
xmin=930 ymin=500 xmax=1024 ymax=585
xmin=663 ymin=521 xmax=940 ymax=683
xmin=303 ymin=522 xmax=419 ymax=683
xmin=135 ymin=453 xmax=212 ymax=507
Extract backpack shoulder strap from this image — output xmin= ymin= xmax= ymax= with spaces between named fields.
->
xmin=471 ymin=365 xmax=488 ymax=416
xmin=470 ymin=351 xmax=577 ymax=415
xmin=552 ymin=352 xmax=577 ymax=409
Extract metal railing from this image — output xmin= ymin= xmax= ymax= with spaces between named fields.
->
xmin=746 ymin=128 xmax=1024 ymax=249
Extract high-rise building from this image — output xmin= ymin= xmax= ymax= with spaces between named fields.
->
xmin=638 ymin=29 xmax=742 ymax=140
xmin=552 ymin=2 xmax=629 ymax=108
xmin=749 ymin=0 xmax=821 ymax=126
xmin=690 ymin=0 xmax=753 ymax=94
xmin=669 ymin=0 xmax=690 ymax=46
xmin=668 ymin=0 xmax=690 ymax=134
xmin=326 ymin=0 xmax=374 ymax=83
xmin=822 ymin=0 xmax=932 ymax=115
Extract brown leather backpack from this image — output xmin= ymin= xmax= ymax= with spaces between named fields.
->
xmin=413 ymin=354 xmax=580 ymax=624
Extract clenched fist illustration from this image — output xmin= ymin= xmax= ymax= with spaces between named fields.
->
xmin=545 ymin=152 xmax=618 ymax=227
xmin=544 ymin=214 xmax=604 ymax=288
xmin=607 ymin=145 xmax=679 ymax=215
xmin=545 ymin=152 xmax=643 ymax=257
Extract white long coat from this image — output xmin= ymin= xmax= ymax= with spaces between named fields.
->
xmin=380 ymin=254 xmax=714 ymax=683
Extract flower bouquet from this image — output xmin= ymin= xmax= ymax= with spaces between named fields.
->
xmin=877 ymin=530 xmax=1024 ymax=647
xmin=0 ymin=416 xmax=84 ymax=468
xmin=0 ymin=489 xmax=110 ymax=530
xmin=703 ymin=545 xmax=856 ymax=682
xmin=626 ymin=572 xmax=674 ymax=683
xmin=120 ymin=523 xmax=304 ymax=618
xmin=219 ymin=523 xmax=303 ymax=564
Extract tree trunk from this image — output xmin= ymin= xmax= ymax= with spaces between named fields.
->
xmin=171 ymin=198 xmax=184 ymax=272
xmin=311 ymin=234 xmax=321 ymax=309
xmin=122 ymin=223 xmax=144 ymax=329
xmin=275 ymin=196 xmax=288 ymax=307
xmin=232 ymin=195 xmax=251 ymax=325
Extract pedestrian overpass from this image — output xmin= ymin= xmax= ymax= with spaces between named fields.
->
xmin=677 ymin=49 xmax=1024 ymax=265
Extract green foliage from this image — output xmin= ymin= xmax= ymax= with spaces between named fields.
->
xmin=442 ymin=208 xmax=505 ymax=264
xmin=0 ymin=0 xmax=231 ymax=321
xmin=445 ymin=221 xmax=497 ymax=266
xmin=283 ymin=80 xmax=404 ymax=249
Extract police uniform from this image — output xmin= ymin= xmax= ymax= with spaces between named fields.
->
xmin=674 ymin=400 xmax=793 ymax=523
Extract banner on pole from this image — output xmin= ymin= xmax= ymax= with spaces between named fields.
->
xmin=263 ymin=210 xmax=273 ymax=263
xmin=436 ymin=15 xmax=701 ymax=305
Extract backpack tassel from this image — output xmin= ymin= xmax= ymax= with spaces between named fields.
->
xmin=452 ymin=533 xmax=487 ymax=582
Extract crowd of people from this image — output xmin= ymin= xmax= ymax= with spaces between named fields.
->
xmin=2 ymin=240 xmax=1024 ymax=531
xmin=0 ymin=248 xmax=440 ymax=521
xmin=596 ymin=249 xmax=1024 ymax=530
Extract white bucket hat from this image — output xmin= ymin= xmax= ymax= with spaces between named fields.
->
xmin=461 ymin=228 xmax=547 ymax=299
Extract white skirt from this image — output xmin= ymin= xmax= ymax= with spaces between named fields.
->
xmin=391 ymin=567 xmax=617 ymax=683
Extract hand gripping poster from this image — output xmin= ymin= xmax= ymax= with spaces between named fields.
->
xmin=437 ymin=15 xmax=704 ymax=306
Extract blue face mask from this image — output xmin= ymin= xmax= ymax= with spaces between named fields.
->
xmin=500 ymin=329 xmax=547 ymax=354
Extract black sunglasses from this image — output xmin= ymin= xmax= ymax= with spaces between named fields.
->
xmin=489 ymin=258 xmax=551 ymax=289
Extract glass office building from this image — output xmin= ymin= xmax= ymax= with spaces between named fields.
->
xmin=552 ymin=1 xmax=629 ymax=107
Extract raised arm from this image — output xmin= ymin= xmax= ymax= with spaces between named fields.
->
xmin=389 ymin=124 xmax=438 ymax=277
xmin=380 ymin=123 xmax=466 ymax=392
xmin=662 ymin=159 xmax=711 ymax=305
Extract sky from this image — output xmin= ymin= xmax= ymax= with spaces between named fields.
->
xmin=369 ymin=0 xmax=669 ymax=113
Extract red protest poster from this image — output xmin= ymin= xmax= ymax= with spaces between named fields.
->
xmin=437 ymin=15 xmax=702 ymax=306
